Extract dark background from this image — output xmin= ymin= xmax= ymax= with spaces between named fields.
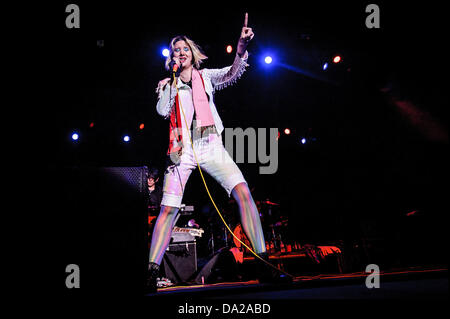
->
xmin=33 ymin=1 xmax=447 ymax=289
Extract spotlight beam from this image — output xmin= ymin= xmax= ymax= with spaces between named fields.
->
xmin=277 ymin=62 xmax=335 ymax=84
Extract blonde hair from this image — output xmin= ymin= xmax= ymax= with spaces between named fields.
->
xmin=164 ymin=35 xmax=208 ymax=70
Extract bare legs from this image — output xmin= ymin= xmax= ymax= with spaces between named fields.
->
xmin=148 ymin=182 xmax=266 ymax=266
xmin=148 ymin=205 xmax=179 ymax=265
xmin=231 ymin=182 xmax=267 ymax=254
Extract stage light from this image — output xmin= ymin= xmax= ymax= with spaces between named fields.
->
xmin=123 ymin=135 xmax=130 ymax=142
xmin=162 ymin=48 xmax=170 ymax=57
xmin=226 ymin=45 xmax=233 ymax=54
xmin=71 ymin=132 xmax=79 ymax=141
xmin=89 ymin=122 xmax=94 ymax=128
xmin=139 ymin=123 xmax=145 ymax=130
xmin=284 ymin=128 xmax=291 ymax=135
xmin=264 ymin=56 xmax=273 ymax=64
xmin=188 ymin=219 xmax=199 ymax=228
xmin=301 ymin=138 xmax=306 ymax=144
xmin=333 ymin=55 xmax=341 ymax=63
xmin=323 ymin=62 xmax=328 ymax=70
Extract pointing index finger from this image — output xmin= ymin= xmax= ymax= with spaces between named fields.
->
xmin=244 ymin=12 xmax=248 ymax=27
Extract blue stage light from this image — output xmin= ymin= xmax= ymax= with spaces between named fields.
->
xmin=323 ymin=62 xmax=328 ymax=70
xmin=301 ymin=138 xmax=306 ymax=144
xmin=123 ymin=135 xmax=130 ymax=142
xmin=162 ymin=48 xmax=170 ymax=57
xmin=71 ymin=132 xmax=79 ymax=141
xmin=264 ymin=56 xmax=273 ymax=64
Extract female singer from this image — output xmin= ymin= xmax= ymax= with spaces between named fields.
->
xmin=147 ymin=13 xmax=289 ymax=292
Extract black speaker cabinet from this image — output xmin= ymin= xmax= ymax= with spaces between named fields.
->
xmin=162 ymin=241 xmax=198 ymax=284
xmin=47 ymin=166 xmax=149 ymax=295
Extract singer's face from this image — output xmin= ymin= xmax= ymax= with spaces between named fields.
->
xmin=173 ymin=40 xmax=192 ymax=69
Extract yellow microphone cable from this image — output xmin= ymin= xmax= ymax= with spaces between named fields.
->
xmin=171 ymin=72 xmax=294 ymax=280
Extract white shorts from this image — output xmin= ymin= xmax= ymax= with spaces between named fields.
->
xmin=161 ymin=133 xmax=247 ymax=208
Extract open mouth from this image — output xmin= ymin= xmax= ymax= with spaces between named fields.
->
xmin=179 ymin=57 xmax=187 ymax=64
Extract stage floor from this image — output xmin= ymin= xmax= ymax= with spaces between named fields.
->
xmin=147 ymin=267 xmax=448 ymax=299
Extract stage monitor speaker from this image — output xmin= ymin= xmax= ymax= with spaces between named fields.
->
xmin=162 ymin=241 xmax=197 ymax=284
xmin=47 ymin=166 xmax=149 ymax=295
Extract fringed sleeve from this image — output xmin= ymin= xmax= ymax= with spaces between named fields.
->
xmin=201 ymin=51 xmax=249 ymax=92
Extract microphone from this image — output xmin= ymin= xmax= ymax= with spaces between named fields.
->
xmin=169 ymin=60 xmax=181 ymax=78
xmin=170 ymin=60 xmax=180 ymax=73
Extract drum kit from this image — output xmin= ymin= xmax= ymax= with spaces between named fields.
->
xmin=213 ymin=197 xmax=290 ymax=255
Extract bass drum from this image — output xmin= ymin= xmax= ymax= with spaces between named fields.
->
xmin=232 ymin=224 xmax=252 ymax=254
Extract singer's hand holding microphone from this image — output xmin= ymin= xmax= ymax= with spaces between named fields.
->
xmin=156 ymin=58 xmax=181 ymax=92
xmin=169 ymin=57 xmax=182 ymax=78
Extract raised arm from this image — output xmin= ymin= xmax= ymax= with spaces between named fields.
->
xmin=202 ymin=13 xmax=255 ymax=91
xmin=237 ymin=12 xmax=254 ymax=58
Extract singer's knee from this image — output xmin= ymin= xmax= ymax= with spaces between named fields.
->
xmin=232 ymin=182 xmax=253 ymax=205
xmin=160 ymin=205 xmax=179 ymax=217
